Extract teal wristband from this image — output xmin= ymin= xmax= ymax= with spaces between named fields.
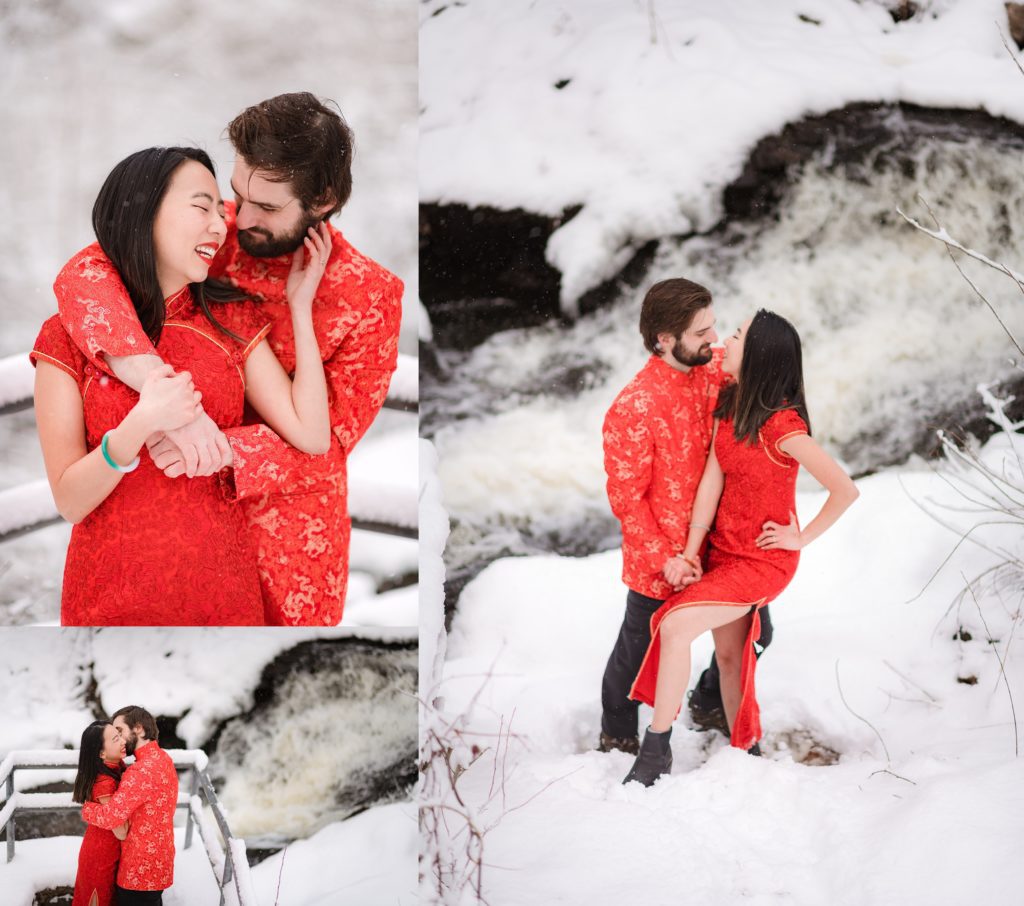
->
xmin=101 ymin=431 xmax=140 ymax=473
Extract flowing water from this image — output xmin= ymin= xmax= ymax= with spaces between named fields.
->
xmin=424 ymin=117 xmax=1024 ymax=598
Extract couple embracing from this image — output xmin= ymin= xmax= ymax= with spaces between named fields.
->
xmin=31 ymin=91 xmax=402 ymax=627
xmin=72 ymin=707 xmax=175 ymax=906
xmin=600 ymin=279 xmax=859 ymax=785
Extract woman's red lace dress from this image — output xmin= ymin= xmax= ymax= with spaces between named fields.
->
xmin=72 ymin=763 xmax=122 ymax=906
xmin=630 ymin=408 xmax=809 ymax=749
xmin=31 ymin=290 xmax=269 ymax=625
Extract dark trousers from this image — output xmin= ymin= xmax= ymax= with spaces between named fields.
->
xmin=600 ymin=589 xmax=665 ymax=739
xmin=693 ymin=605 xmax=774 ymax=710
xmin=600 ymin=588 xmax=775 ymax=739
xmin=115 ymin=886 xmax=163 ymax=905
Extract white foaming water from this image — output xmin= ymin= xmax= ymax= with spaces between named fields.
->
xmin=431 ymin=137 xmax=1024 ymax=571
xmin=211 ymin=643 xmax=416 ymax=840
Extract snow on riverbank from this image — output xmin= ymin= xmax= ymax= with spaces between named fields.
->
xmin=434 ymin=431 xmax=1024 ymax=905
xmin=0 ymin=802 xmax=416 ymax=906
xmin=252 ymin=802 xmax=417 ymax=905
xmin=421 ymin=0 xmax=1024 ymax=310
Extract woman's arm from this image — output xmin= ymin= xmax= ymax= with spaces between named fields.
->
xmin=96 ymin=794 xmax=129 ymax=840
xmin=682 ymin=429 xmax=725 ymax=561
xmin=664 ymin=422 xmax=725 ymax=586
xmin=242 ymin=224 xmax=332 ymax=455
xmin=35 ymin=363 xmax=201 ymax=524
xmin=756 ymin=434 xmax=858 ymax=551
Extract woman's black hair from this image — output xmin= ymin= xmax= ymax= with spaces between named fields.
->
xmin=91 ymin=146 xmax=245 ymax=346
xmin=714 ymin=308 xmax=811 ymax=444
xmin=72 ymin=720 xmax=122 ymax=804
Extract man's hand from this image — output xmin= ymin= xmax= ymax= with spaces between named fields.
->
xmin=153 ymin=412 xmax=233 ymax=477
xmin=663 ymin=555 xmax=701 ymax=589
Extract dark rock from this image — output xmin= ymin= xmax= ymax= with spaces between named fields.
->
xmin=419 ymin=203 xmax=568 ymax=348
xmin=889 ymin=1 xmax=918 ymax=24
xmin=34 ymin=888 xmax=73 ymax=906
xmin=1007 ymin=3 xmax=1024 ymax=49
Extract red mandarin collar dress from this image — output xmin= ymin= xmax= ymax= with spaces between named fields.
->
xmin=603 ymin=352 xmax=727 ymax=600
xmin=31 ymin=290 xmax=267 ymax=625
xmin=81 ymin=743 xmax=178 ymax=893
xmin=72 ymin=761 xmax=123 ymax=906
xmin=630 ymin=408 xmax=809 ymax=750
xmin=53 ymin=203 xmax=404 ymax=625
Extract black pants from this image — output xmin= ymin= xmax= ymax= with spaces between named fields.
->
xmin=692 ymin=606 xmax=774 ymax=711
xmin=115 ymin=886 xmax=163 ymax=905
xmin=600 ymin=588 xmax=775 ymax=739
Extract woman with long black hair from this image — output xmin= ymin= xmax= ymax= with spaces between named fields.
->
xmin=625 ymin=309 xmax=859 ymax=786
xmin=31 ymin=147 xmax=332 ymax=624
xmin=71 ymin=721 xmax=127 ymax=906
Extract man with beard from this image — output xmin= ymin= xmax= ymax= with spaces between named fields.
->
xmin=82 ymin=706 xmax=177 ymax=905
xmin=598 ymin=278 xmax=773 ymax=755
xmin=54 ymin=92 xmax=404 ymax=626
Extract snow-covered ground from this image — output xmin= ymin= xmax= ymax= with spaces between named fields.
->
xmin=1 ymin=804 xmax=417 ymax=906
xmin=431 ymin=429 xmax=1024 ymax=905
xmin=0 ymin=0 xmax=419 ymax=619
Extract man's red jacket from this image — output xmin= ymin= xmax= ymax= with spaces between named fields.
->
xmin=602 ymin=350 xmax=726 ymax=599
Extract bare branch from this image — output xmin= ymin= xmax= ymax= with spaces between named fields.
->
xmin=963 ymin=574 xmax=1019 ymax=756
xmin=897 ymin=201 xmax=1024 ymax=358
xmin=835 ymin=661 xmax=892 ymax=763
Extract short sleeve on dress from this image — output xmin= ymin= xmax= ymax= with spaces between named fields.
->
xmin=211 ymin=300 xmax=272 ymax=363
xmin=29 ymin=315 xmax=85 ymax=382
xmin=91 ymin=773 xmax=118 ymax=801
xmin=760 ymin=408 xmax=808 ymax=466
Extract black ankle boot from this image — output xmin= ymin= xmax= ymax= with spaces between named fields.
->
xmin=622 ymin=727 xmax=673 ymax=786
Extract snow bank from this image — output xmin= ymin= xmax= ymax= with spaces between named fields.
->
xmin=421 ymin=0 xmax=1024 ymax=311
xmin=251 ymin=802 xmax=417 ymax=906
xmin=436 ymin=430 xmax=1024 ymax=904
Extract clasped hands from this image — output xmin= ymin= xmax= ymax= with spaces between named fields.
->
xmin=663 ymin=554 xmax=702 ymax=590
xmin=137 ymin=367 xmax=231 ymax=478
xmin=147 ymin=413 xmax=232 ymax=478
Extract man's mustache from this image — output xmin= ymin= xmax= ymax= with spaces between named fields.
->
xmin=239 ymin=227 xmax=274 ymax=240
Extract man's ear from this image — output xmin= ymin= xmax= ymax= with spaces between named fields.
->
xmin=310 ymin=198 xmax=334 ymax=222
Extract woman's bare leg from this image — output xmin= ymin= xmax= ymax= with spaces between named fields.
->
xmin=711 ymin=611 xmax=753 ymax=735
xmin=650 ymin=604 xmax=750 ymax=732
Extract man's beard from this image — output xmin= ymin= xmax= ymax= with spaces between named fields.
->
xmin=122 ymin=729 xmax=138 ymax=756
xmin=670 ymin=339 xmax=713 ymax=367
xmin=237 ymin=209 xmax=321 ymax=258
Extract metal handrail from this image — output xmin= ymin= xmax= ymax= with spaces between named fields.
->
xmin=0 ymin=749 xmax=255 ymax=906
xmin=0 ymin=350 xmax=418 ymax=415
xmin=0 ymin=349 xmax=418 ymax=543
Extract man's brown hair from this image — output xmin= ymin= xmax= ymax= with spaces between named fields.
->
xmin=227 ymin=91 xmax=354 ymax=218
xmin=112 ymin=705 xmax=159 ymax=742
xmin=639 ymin=278 xmax=713 ymax=354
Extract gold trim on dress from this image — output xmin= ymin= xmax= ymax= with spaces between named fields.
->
xmin=30 ymin=350 xmax=79 ymax=381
